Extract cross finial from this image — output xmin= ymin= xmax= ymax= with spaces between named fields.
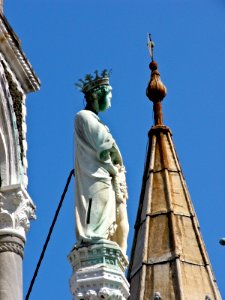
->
xmin=147 ymin=33 xmax=155 ymax=61
xmin=146 ymin=35 xmax=167 ymax=126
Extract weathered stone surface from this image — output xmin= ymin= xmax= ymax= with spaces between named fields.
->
xmin=128 ymin=125 xmax=221 ymax=300
xmin=0 ymin=10 xmax=39 ymax=300
xmin=0 ymin=235 xmax=24 ymax=300
xmin=0 ymin=13 xmax=40 ymax=188
xmin=0 ymin=184 xmax=36 ymax=241
xmin=68 ymin=242 xmax=130 ymax=299
xmin=74 ymin=108 xmax=129 ymax=255
xmin=0 ymin=14 xmax=40 ymax=93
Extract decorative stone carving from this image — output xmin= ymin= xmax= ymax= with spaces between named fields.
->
xmin=0 ymin=12 xmax=39 ymax=300
xmin=153 ymin=292 xmax=162 ymax=300
xmin=72 ymin=71 xmax=129 ymax=299
xmin=0 ymin=241 xmax=24 ymax=258
xmin=68 ymin=242 xmax=130 ymax=300
xmin=0 ymin=184 xmax=36 ymax=240
xmin=2 ymin=62 xmax=24 ymax=163
xmin=0 ymin=58 xmax=19 ymax=187
xmin=74 ymin=71 xmax=129 ymax=256
xmin=98 ymin=288 xmax=123 ymax=300
xmin=85 ymin=290 xmax=98 ymax=300
xmin=0 ymin=15 xmax=41 ymax=93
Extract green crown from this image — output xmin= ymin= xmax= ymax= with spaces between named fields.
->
xmin=75 ymin=69 xmax=112 ymax=94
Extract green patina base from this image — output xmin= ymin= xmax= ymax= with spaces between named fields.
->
xmin=68 ymin=241 xmax=129 ymax=299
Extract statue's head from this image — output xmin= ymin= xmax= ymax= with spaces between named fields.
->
xmin=85 ymin=84 xmax=112 ymax=112
xmin=76 ymin=69 xmax=112 ymax=113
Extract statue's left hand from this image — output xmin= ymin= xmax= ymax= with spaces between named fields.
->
xmin=113 ymin=165 xmax=128 ymax=203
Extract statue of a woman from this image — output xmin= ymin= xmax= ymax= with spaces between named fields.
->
xmin=74 ymin=71 xmax=129 ymax=254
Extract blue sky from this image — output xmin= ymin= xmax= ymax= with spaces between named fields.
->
xmin=5 ymin=1 xmax=225 ymax=299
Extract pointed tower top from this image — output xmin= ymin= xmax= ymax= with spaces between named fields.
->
xmin=146 ymin=34 xmax=167 ymax=126
xmin=128 ymin=36 xmax=222 ymax=299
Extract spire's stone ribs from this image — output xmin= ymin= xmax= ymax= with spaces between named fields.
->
xmin=128 ymin=125 xmax=221 ymax=299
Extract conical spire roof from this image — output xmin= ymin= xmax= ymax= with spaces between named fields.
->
xmin=128 ymin=38 xmax=221 ymax=300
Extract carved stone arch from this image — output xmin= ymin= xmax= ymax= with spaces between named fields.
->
xmin=0 ymin=129 xmax=9 ymax=186
xmin=0 ymin=60 xmax=20 ymax=186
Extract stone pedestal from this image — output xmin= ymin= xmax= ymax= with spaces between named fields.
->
xmin=68 ymin=242 xmax=130 ymax=300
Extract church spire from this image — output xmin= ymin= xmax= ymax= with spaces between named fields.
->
xmin=128 ymin=36 xmax=222 ymax=299
xmin=146 ymin=34 xmax=167 ymax=126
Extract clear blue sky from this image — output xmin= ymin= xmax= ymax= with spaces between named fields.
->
xmin=5 ymin=0 xmax=225 ymax=299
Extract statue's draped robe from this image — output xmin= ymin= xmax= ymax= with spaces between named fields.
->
xmin=74 ymin=110 xmax=122 ymax=244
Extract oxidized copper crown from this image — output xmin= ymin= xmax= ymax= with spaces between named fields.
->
xmin=75 ymin=69 xmax=112 ymax=94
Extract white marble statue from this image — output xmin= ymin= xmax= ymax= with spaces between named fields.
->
xmin=74 ymin=70 xmax=129 ymax=254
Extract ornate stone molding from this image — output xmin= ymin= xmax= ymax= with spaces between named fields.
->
xmin=0 ymin=241 xmax=24 ymax=258
xmin=0 ymin=14 xmax=40 ymax=93
xmin=76 ymin=287 xmax=124 ymax=300
xmin=0 ymin=184 xmax=36 ymax=241
xmin=0 ymin=54 xmax=29 ymax=187
xmin=68 ymin=242 xmax=130 ymax=300
xmin=2 ymin=62 xmax=24 ymax=163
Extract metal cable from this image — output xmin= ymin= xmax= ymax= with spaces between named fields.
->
xmin=25 ymin=169 xmax=74 ymax=300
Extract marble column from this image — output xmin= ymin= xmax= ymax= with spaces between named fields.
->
xmin=0 ymin=184 xmax=36 ymax=300
xmin=0 ymin=236 xmax=24 ymax=300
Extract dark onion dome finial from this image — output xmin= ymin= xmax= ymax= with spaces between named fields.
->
xmin=146 ymin=34 xmax=167 ymax=126
xmin=146 ymin=60 xmax=167 ymax=103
